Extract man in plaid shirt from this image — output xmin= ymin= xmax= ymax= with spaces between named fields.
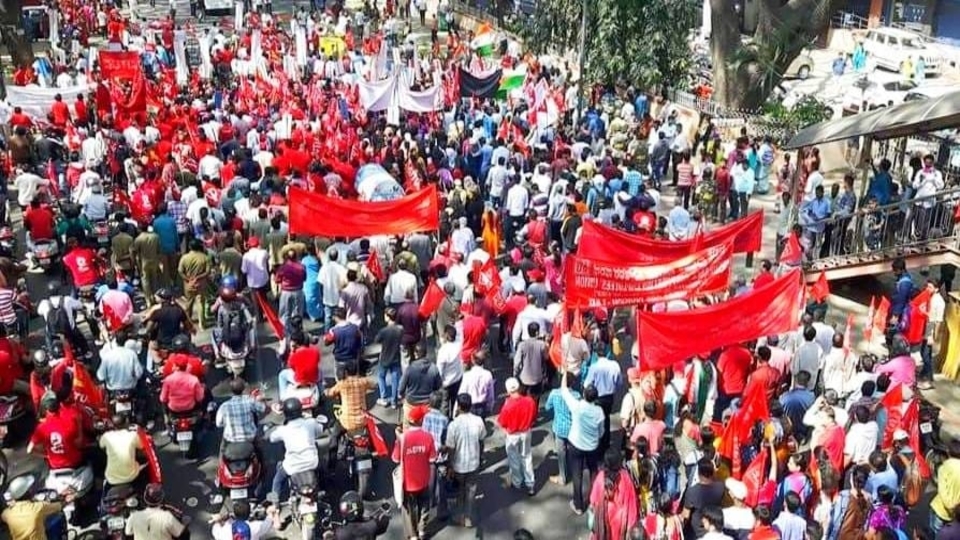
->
xmin=215 ymin=379 xmax=266 ymax=450
xmin=166 ymin=191 xmax=190 ymax=250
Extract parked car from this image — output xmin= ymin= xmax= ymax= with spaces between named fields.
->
xmin=903 ymin=85 xmax=960 ymax=101
xmin=841 ymin=74 xmax=919 ymax=113
xmin=783 ymin=51 xmax=816 ymax=80
xmin=861 ymin=28 xmax=942 ymax=76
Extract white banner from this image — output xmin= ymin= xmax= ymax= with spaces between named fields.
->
xmin=234 ymin=1 xmax=244 ymax=32
xmin=358 ymin=77 xmax=396 ymax=112
xmin=173 ymin=30 xmax=188 ymax=85
xmin=7 ymin=84 xmax=90 ymax=119
xmin=396 ymin=71 xmax=441 ymax=113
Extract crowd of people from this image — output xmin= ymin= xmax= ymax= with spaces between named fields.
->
xmin=0 ymin=0 xmax=956 ymax=540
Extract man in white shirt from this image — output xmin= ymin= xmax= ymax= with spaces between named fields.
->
xmin=450 ymin=217 xmax=475 ymax=257
xmin=198 ymin=149 xmax=223 ymax=181
xmin=210 ymin=501 xmax=279 ymax=540
xmin=505 ymin=181 xmax=529 ymax=247
xmin=920 ymin=278 xmax=948 ymax=389
xmin=241 ymin=237 xmax=271 ymax=295
xmin=844 ymin=404 xmax=879 ymax=467
xmin=122 ymin=124 xmax=144 ymax=149
xmin=82 ymin=185 xmax=110 ymax=222
xmin=512 ymin=299 xmax=551 ymax=349
xmin=436 ymin=325 xmax=464 ymax=410
xmin=384 ymin=259 xmax=418 ymax=306
xmin=317 ymin=249 xmax=347 ymax=330
xmin=14 ymin=170 xmax=49 ymax=208
xmin=81 ymin=132 xmax=107 ymax=167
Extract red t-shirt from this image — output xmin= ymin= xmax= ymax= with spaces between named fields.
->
xmin=391 ymin=427 xmax=436 ymax=493
xmin=717 ymin=345 xmax=752 ymax=396
xmin=50 ymin=101 xmax=70 ymax=126
xmin=288 ymin=346 xmax=320 ymax=385
xmin=498 ymin=395 xmax=537 ymax=434
xmin=162 ymin=354 xmax=205 ymax=379
xmin=62 ymin=248 xmax=101 ymax=287
xmin=0 ymin=351 xmax=23 ymax=394
xmin=31 ymin=411 xmax=84 ymax=469
xmin=24 ymin=207 xmax=56 ymax=240
xmin=745 ymin=363 xmax=781 ymax=403
xmin=460 ymin=314 xmax=487 ymax=363
xmin=754 ymin=271 xmax=775 ymax=289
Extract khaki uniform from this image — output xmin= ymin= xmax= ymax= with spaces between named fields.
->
xmin=111 ymin=233 xmax=135 ymax=275
xmin=131 ymin=231 xmax=162 ymax=305
xmin=178 ymin=250 xmax=212 ymax=327
xmin=217 ymin=248 xmax=243 ymax=282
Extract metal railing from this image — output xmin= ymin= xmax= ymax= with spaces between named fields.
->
xmin=831 ymin=10 xmax=925 ymax=33
xmin=801 ymin=187 xmax=960 ymax=266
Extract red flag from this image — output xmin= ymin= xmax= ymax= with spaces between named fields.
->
xmin=548 ymin=304 xmax=567 ymax=369
xmin=364 ymin=413 xmax=389 ymax=457
xmin=488 ymin=289 xmax=507 ymax=314
xmin=569 ymin=308 xmax=584 ymax=339
xmin=905 ymin=288 xmax=933 ymax=345
xmin=779 ymin=233 xmax=803 ymax=265
xmin=254 ymin=290 xmax=285 ymax=340
xmin=418 ymin=280 xmax=446 ymax=318
xmin=102 ymin=303 xmax=123 ymax=334
xmin=719 ymin=380 xmax=770 ymax=478
xmin=810 ymin=272 xmax=830 ymax=302
xmin=474 ymin=258 xmax=502 ymax=296
xmin=880 ymin=384 xmax=904 ymax=449
xmin=137 ymin=427 xmax=163 ymax=483
xmin=63 ymin=342 xmax=109 ymax=421
xmin=873 ymin=297 xmax=891 ymax=338
xmin=365 ymin=249 xmax=385 ymax=282
xmin=864 ymin=296 xmax=877 ymax=341
xmin=742 ymin=446 xmax=769 ymax=507
xmin=843 ymin=313 xmax=854 ymax=355
xmin=902 ymin=398 xmax=931 ymax=478
xmin=46 ymin=159 xmax=60 ymax=197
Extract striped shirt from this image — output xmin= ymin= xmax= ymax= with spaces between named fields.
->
xmin=676 ymin=163 xmax=695 ymax=187
xmin=0 ymin=288 xmax=16 ymax=325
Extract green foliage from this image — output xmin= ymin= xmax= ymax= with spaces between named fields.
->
xmin=762 ymin=94 xmax=833 ymax=136
xmin=518 ymin=0 xmax=699 ymax=89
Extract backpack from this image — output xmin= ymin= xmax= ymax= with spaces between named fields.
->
xmin=222 ymin=305 xmax=248 ymax=348
xmin=900 ymin=453 xmax=923 ymax=506
xmin=46 ymin=299 xmax=72 ymax=337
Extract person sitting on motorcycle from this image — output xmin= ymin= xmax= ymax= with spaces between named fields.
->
xmin=324 ymin=359 xmax=376 ymax=437
xmin=97 ymin=274 xmax=136 ymax=334
xmin=23 ymin=197 xmax=56 ymax=265
xmin=215 ymin=378 xmax=266 ymax=453
xmin=99 ymin=413 xmax=147 ymax=492
xmin=277 ymin=330 xmax=321 ymax=402
xmin=28 ymin=395 xmax=85 ymax=474
xmin=61 ymin=236 xmax=102 ymax=291
xmin=0 ymin=326 xmax=30 ymax=400
xmin=213 ymin=286 xmax=255 ymax=359
xmin=267 ymin=398 xmax=325 ymax=502
xmin=28 ymin=350 xmax=72 ymax=412
xmin=332 ymin=491 xmax=390 ymax=540
xmin=38 ymin=281 xmax=90 ymax=355
xmin=0 ymin=227 xmax=27 ymax=283
xmin=144 ymin=289 xmax=195 ymax=367
xmin=161 ymin=334 xmax=207 ymax=380
xmin=125 ymin=484 xmax=188 ymax=540
xmin=210 ymin=500 xmax=280 ymax=540
xmin=1 ymin=473 xmax=72 ymax=540
xmin=55 ymin=203 xmax=92 ymax=246
xmin=96 ymin=332 xmax=144 ymax=399
xmin=159 ymin=356 xmax=204 ymax=419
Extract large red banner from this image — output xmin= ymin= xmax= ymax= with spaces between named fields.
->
xmin=289 ymin=185 xmax=439 ymax=238
xmin=99 ymin=51 xmax=143 ymax=79
xmin=578 ymin=211 xmax=763 ymax=262
xmin=564 ymin=243 xmax=733 ymax=308
xmin=636 ymin=269 xmax=804 ymax=370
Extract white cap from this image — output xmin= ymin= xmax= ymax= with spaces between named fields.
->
xmin=725 ymin=478 xmax=748 ymax=500
xmin=894 ymin=429 xmax=909 ymax=441
xmin=505 ymin=377 xmax=520 ymax=393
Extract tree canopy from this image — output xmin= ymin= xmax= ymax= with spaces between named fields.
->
xmin=518 ymin=0 xmax=700 ymax=91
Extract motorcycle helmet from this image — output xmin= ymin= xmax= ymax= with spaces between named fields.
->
xmin=338 ymin=491 xmax=363 ymax=521
xmin=46 ymin=281 xmax=62 ymax=296
xmin=155 ymin=288 xmax=173 ymax=301
xmin=281 ymin=397 xmax=303 ymax=421
xmin=3 ymin=474 xmax=36 ymax=502
xmin=171 ymin=334 xmax=191 ymax=353
xmin=32 ymin=349 xmax=49 ymax=368
xmin=219 ymin=286 xmax=237 ymax=303
xmin=49 ymin=341 xmax=64 ymax=360
xmin=221 ymin=275 xmax=239 ymax=291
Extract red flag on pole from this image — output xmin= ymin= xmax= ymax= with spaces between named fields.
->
xmin=810 ymin=271 xmax=830 ymax=302
xmin=905 ymin=287 xmax=933 ymax=345
xmin=779 ymin=233 xmax=803 ymax=266
xmin=46 ymin=159 xmax=60 ymax=197
xmin=902 ymin=399 xmax=931 ymax=478
xmin=365 ymin=250 xmax=385 ymax=282
xmin=864 ymin=296 xmax=877 ymax=341
xmin=254 ymin=290 xmax=285 ymax=340
xmin=137 ymin=427 xmax=163 ymax=483
xmin=418 ymin=280 xmax=446 ymax=318
xmin=548 ymin=304 xmax=567 ymax=369
xmin=880 ymin=384 xmax=904 ymax=450
xmin=843 ymin=313 xmax=854 ymax=355
xmin=873 ymin=297 xmax=891 ymax=338
xmin=62 ymin=341 xmax=109 ymax=421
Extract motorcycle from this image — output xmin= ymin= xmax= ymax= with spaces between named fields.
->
xmin=99 ymin=483 xmax=139 ymax=540
xmin=0 ymin=394 xmax=33 ymax=447
xmin=93 ymin=221 xmax=112 ymax=249
xmin=290 ymin=384 xmax=322 ymax=418
xmin=169 ymin=410 xmax=203 ymax=458
xmin=289 ymin=471 xmax=323 ymax=540
xmin=4 ymin=470 xmax=69 ymax=540
xmin=318 ymin=501 xmax=391 ymax=540
xmin=216 ymin=441 xmax=261 ymax=503
xmin=44 ymin=464 xmax=95 ymax=524
xmin=341 ymin=426 xmax=374 ymax=500
xmin=107 ymin=389 xmax=136 ymax=424
xmin=216 ymin=340 xmax=248 ymax=379
xmin=32 ymin=239 xmax=60 ymax=273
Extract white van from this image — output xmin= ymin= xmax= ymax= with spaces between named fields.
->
xmin=861 ymin=28 xmax=942 ymax=77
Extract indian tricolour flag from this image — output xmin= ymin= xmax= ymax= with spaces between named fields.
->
xmin=470 ymin=22 xmax=498 ymax=57
xmin=497 ymin=65 xmax=527 ymax=98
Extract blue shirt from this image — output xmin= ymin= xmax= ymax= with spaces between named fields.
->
xmin=561 ymin=386 xmax=604 ymax=451
xmin=865 ymin=467 xmax=899 ymax=500
xmin=868 ymin=171 xmax=893 ymax=205
xmin=891 ymin=274 xmax=914 ymax=316
xmin=779 ymin=388 xmax=815 ymax=437
xmin=152 ymin=214 xmax=179 ymax=254
xmin=584 ymin=357 xmax=622 ymax=397
xmin=624 ymin=170 xmax=643 ymax=196
xmin=801 ymin=197 xmax=831 ymax=233
xmin=545 ymin=388 xmax=579 ymax=439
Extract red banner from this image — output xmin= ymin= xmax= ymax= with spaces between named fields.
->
xmin=636 ymin=269 xmax=804 ymax=370
xmin=99 ymin=51 xmax=143 ymax=79
xmin=578 ymin=211 xmax=763 ymax=262
xmin=564 ymin=243 xmax=733 ymax=308
xmin=289 ymin=186 xmax=439 ymax=238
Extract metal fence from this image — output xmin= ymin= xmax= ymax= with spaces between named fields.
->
xmin=662 ymin=87 xmax=798 ymax=143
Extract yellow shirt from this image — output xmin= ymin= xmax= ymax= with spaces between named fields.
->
xmin=100 ymin=429 xmax=142 ymax=485
xmin=125 ymin=508 xmax=185 ymax=540
xmin=932 ymin=458 xmax=960 ymax=520
xmin=2 ymin=501 xmax=62 ymax=540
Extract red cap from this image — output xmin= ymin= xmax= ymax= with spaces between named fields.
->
xmin=247 ymin=237 xmax=260 ymax=248
xmin=407 ymin=404 xmax=429 ymax=424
